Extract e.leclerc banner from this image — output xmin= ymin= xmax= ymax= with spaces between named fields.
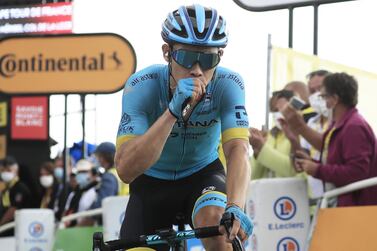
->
xmin=0 ymin=33 xmax=136 ymax=94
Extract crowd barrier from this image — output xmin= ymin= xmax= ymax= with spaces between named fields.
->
xmin=0 ymin=177 xmax=376 ymax=251
xmin=246 ymin=177 xmax=310 ymax=251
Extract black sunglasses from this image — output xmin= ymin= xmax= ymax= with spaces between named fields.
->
xmin=171 ymin=49 xmax=221 ymax=70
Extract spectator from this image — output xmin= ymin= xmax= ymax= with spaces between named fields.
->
xmin=283 ymin=72 xmax=377 ymax=206
xmin=94 ymin=142 xmax=127 ymax=196
xmin=39 ymin=161 xmax=57 ymax=209
xmin=303 ymin=70 xmax=331 ymax=198
xmin=249 ymin=90 xmax=298 ymax=179
xmin=0 ymin=156 xmax=32 ymax=236
xmin=63 ymin=159 xmax=97 ymax=227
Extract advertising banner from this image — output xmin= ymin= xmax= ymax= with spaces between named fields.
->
xmin=0 ymin=2 xmax=73 ymax=36
xmin=246 ymin=178 xmax=310 ymax=251
xmin=0 ymin=102 xmax=6 ymax=127
xmin=102 ymin=196 xmax=129 ymax=241
xmin=11 ymin=96 xmax=48 ymax=140
xmin=0 ymin=33 xmax=136 ymax=94
xmin=15 ymin=209 xmax=54 ymax=251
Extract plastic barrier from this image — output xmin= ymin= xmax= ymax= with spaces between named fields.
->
xmin=0 ymin=237 xmax=15 ymax=251
xmin=246 ymin=178 xmax=310 ymax=251
xmin=15 ymin=209 xmax=55 ymax=251
xmin=309 ymin=206 xmax=377 ymax=251
xmin=102 ymin=195 xmax=129 ymax=241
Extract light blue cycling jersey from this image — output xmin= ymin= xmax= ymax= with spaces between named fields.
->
xmin=116 ymin=64 xmax=249 ymax=180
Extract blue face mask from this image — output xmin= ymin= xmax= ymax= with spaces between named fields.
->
xmin=76 ymin=172 xmax=90 ymax=188
xmin=54 ymin=167 xmax=64 ymax=181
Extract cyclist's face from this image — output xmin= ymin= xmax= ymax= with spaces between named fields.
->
xmin=163 ymin=43 xmax=222 ymax=87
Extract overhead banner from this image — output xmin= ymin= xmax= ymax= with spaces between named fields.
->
xmin=0 ymin=2 xmax=73 ymax=37
xmin=271 ymin=46 xmax=377 ymax=132
xmin=0 ymin=33 xmax=137 ymax=94
xmin=11 ymin=96 xmax=48 ymax=140
xmin=233 ymin=0 xmax=355 ymax=11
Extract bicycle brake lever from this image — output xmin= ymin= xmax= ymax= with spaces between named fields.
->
xmin=220 ymin=212 xmax=245 ymax=251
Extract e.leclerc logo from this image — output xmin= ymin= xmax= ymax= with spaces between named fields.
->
xmin=273 ymin=196 xmax=296 ymax=221
xmin=28 ymin=221 xmax=44 ymax=238
xmin=277 ymin=237 xmax=300 ymax=251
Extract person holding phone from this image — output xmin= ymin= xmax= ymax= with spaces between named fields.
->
xmin=115 ymin=5 xmax=253 ymax=250
xmin=282 ymin=72 xmax=377 ymax=207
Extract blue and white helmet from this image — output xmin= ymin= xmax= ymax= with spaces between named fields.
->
xmin=161 ymin=5 xmax=228 ymax=48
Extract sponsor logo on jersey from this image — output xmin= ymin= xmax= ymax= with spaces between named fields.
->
xmin=175 ymin=119 xmax=218 ymax=128
xmin=202 ymin=186 xmax=216 ymax=194
xmin=130 ymin=73 xmax=158 ymax=86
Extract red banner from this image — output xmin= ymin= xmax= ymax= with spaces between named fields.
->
xmin=11 ymin=96 xmax=48 ymax=140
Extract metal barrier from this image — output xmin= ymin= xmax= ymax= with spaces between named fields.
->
xmin=0 ymin=208 xmax=103 ymax=234
xmin=315 ymin=177 xmax=377 ymax=208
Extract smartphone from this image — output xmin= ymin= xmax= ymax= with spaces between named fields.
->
xmin=290 ymin=96 xmax=306 ymax=110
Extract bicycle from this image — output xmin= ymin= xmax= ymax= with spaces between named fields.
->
xmin=92 ymin=212 xmax=245 ymax=251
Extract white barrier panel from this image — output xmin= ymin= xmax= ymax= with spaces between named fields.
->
xmin=246 ymin=178 xmax=310 ymax=251
xmin=102 ymin=195 xmax=129 ymax=241
xmin=15 ymin=209 xmax=54 ymax=251
xmin=0 ymin=237 xmax=15 ymax=251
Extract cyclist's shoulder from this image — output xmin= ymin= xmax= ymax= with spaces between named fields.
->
xmin=126 ymin=64 xmax=167 ymax=88
xmin=213 ymin=66 xmax=245 ymax=92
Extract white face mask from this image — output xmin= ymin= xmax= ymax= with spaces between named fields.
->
xmin=309 ymin=92 xmax=330 ymax=117
xmin=1 ymin=171 xmax=15 ymax=183
xmin=40 ymin=175 xmax=54 ymax=188
xmin=271 ymin=112 xmax=284 ymax=129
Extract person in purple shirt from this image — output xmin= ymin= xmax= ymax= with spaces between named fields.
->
xmin=282 ymin=72 xmax=377 ymax=207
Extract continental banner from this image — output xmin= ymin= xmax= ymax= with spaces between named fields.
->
xmin=0 ymin=33 xmax=136 ymax=94
xmin=272 ymin=46 xmax=377 ymax=132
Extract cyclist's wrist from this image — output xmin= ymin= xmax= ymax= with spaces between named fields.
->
xmin=226 ymin=202 xmax=243 ymax=210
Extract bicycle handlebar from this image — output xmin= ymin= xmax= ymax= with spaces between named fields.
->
xmin=93 ymin=212 xmax=245 ymax=251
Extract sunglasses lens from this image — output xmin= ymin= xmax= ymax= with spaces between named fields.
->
xmin=172 ymin=50 xmax=220 ymax=70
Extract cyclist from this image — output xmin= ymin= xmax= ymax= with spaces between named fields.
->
xmin=115 ymin=4 xmax=253 ymax=250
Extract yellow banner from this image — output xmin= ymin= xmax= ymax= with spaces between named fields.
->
xmin=0 ymin=102 xmax=7 ymax=127
xmin=272 ymin=46 xmax=377 ymax=132
xmin=0 ymin=135 xmax=5 ymax=159
xmin=0 ymin=33 xmax=136 ymax=94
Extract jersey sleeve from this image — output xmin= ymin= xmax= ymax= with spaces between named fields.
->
xmin=219 ymin=72 xmax=249 ymax=144
xmin=116 ymin=73 xmax=151 ymax=149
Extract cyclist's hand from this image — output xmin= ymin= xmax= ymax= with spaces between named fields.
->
xmin=168 ymin=78 xmax=205 ymax=119
xmin=220 ymin=206 xmax=253 ymax=243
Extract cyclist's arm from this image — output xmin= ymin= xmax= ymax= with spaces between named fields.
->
xmin=116 ymin=110 xmax=176 ymax=184
xmin=223 ymin=138 xmax=250 ymax=208
xmin=219 ymin=71 xmax=250 ymax=208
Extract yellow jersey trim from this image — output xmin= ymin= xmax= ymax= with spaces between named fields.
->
xmin=222 ymin=128 xmax=249 ymax=144
xmin=116 ymin=135 xmax=137 ymax=150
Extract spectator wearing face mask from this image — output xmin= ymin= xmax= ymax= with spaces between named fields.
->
xmin=0 ymin=156 xmax=31 ymax=236
xmin=282 ymin=73 xmax=377 ymax=206
xmin=302 ymin=70 xmax=331 ymax=199
xmin=63 ymin=159 xmax=97 ymax=227
xmin=249 ymin=90 xmax=299 ymax=179
xmin=39 ymin=161 xmax=57 ymax=209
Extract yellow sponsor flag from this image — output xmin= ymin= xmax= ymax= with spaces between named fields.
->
xmin=0 ymin=102 xmax=7 ymax=127
xmin=272 ymin=46 xmax=377 ymax=132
